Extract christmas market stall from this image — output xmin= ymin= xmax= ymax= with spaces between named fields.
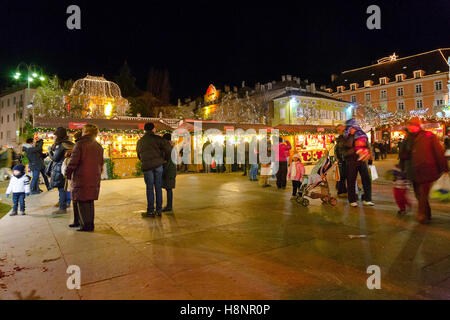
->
xmin=275 ymin=124 xmax=337 ymax=164
xmin=32 ymin=117 xmax=173 ymax=178
xmin=175 ymin=120 xmax=273 ymax=172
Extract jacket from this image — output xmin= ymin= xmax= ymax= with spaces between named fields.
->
xmin=49 ymin=140 xmax=74 ymax=189
xmin=162 ymin=146 xmax=177 ymax=189
xmin=66 ymin=135 xmax=104 ymax=201
xmin=275 ymin=140 xmax=292 ymax=162
xmin=137 ymin=132 xmax=172 ymax=172
xmin=400 ymin=130 xmax=448 ymax=184
xmin=23 ymin=140 xmax=45 ymax=171
xmin=288 ymin=161 xmax=305 ymax=181
xmin=343 ymin=134 xmax=372 ymax=162
xmin=6 ymin=175 xmax=30 ymax=194
xmin=335 ymin=135 xmax=346 ymax=162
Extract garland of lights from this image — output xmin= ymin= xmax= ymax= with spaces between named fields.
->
xmin=31 ymin=127 xmax=173 ymax=135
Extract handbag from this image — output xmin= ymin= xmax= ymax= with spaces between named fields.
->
xmin=369 ymin=165 xmax=378 ymax=180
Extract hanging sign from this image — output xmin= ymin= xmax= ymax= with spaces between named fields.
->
xmin=69 ymin=122 xmax=87 ymax=129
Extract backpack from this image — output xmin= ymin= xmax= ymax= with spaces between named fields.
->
xmin=61 ymin=157 xmax=70 ymax=177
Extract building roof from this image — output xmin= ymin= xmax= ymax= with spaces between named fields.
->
xmin=331 ymin=48 xmax=450 ymax=90
xmin=274 ymin=124 xmax=337 ymax=133
xmin=33 ymin=117 xmax=173 ymax=131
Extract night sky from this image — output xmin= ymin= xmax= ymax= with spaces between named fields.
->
xmin=1 ymin=0 xmax=449 ymax=103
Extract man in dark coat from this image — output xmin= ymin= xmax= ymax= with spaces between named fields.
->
xmin=399 ymin=117 xmax=448 ymax=224
xmin=23 ymin=138 xmax=50 ymax=194
xmin=49 ymin=127 xmax=74 ymax=214
xmin=66 ymin=124 xmax=104 ymax=232
xmin=162 ymin=133 xmax=176 ymax=212
xmin=335 ymin=124 xmax=347 ymax=197
xmin=137 ymin=122 xmax=172 ymax=217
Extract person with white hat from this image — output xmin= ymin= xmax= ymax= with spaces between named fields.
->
xmin=287 ymin=153 xmax=305 ymax=200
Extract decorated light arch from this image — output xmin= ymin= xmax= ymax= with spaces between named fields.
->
xmin=66 ymin=75 xmax=129 ymax=118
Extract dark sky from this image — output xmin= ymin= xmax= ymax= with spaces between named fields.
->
xmin=1 ymin=0 xmax=449 ymax=103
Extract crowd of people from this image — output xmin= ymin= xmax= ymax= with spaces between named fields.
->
xmin=2 ymin=117 xmax=448 ymax=228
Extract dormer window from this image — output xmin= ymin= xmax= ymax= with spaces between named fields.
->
xmin=395 ymin=74 xmax=405 ymax=82
xmin=379 ymin=77 xmax=388 ymax=85
xmin=350 ymin=83 xmax=358 ymax=91
xmin=337 ymin=86 xmax=344 ymax=93
xmin=364 ymin=80 xmax=373 ymax=87
xmin=414 ymin=70 xmax=424 ymax=78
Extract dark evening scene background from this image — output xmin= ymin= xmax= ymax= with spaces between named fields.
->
xmin=1 ymin=0 xmax=448 ymax=101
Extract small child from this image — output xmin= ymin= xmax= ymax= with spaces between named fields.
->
xmin=393 ymin=164 xmax=411 ymax=215
xmin=6 ymin=164 xmax=30 ymax=216
xmin=288 ymin=154 xmax=305 ymax=199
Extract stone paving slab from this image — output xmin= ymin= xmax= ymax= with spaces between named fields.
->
xmin=0 ymin=158 xmax=449 ymax=300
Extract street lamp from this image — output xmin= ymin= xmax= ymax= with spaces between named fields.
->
xmin=12 ymin=63 xmax=46 ymax=89
xmin=11 ymin=63 xmax=46 ymax=143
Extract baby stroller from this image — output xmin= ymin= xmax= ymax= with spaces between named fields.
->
xmin=296 ymin=152 xmax=337 ymax=207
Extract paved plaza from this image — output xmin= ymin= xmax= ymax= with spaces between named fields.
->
xmin=0 ymin=157 xmax=450 ymax=300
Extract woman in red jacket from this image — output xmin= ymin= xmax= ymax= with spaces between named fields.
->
xmin=66 ymin=124 xmax=104 ymax=232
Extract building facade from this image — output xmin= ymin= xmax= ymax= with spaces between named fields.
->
xmin=330 ymin=49 xmax=450 ymax=119
xmin=0 ymin=88 xmax=36 ymax=148
xmin=272 ymin=88 xmax=350 ymax=127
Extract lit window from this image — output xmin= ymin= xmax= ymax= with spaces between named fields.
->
xmin=364 ymin=80 xmax=373 ymax=87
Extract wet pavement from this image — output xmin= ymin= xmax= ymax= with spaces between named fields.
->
xmin=0 ymin=157 xmax=449 ymax=300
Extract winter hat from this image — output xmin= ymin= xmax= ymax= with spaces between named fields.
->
xmin=13 ymin=164 xmax=25 ymax=173
xmin=292 ymin=153 xmax=300 ymax=159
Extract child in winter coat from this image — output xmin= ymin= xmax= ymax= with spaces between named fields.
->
xmin=288 ymin=154 xmax=305 ymax=199
xmin=6 ymin=164 xmax=31 ymax=216
xmin=393 ymin=164 xmax=411 ymax=215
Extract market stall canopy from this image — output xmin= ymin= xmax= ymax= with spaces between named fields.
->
xmin=33 ymin=117 xmax=173 ymax=132
xmin=275 ymin=124 xmax=337 ymax=134
xmin=177 ymin=119 xmax=273 ymax=132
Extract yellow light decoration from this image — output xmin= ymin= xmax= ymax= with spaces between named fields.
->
xmin=104 ymin=102 xmax=113 ymax=117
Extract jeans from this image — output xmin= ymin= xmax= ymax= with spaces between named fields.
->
xmin=292 ymin=180 xmax=301 ymax=196
xmin=31 ymin=168 xmax=50 ymax=193
xmin=58 ymin=187 xmax=67 ymax=210
xmin=143 ymin=166 xmax=163 ymax=213
xmin=12 ymin=192 xmax=26 ymax=212
xmin=165 ymin=188 xmax=173 ymax=209
xmin=249 ymin=164 xmax=258 ymax=180
xmin=346 ymin=160 xmax=372 ymax=203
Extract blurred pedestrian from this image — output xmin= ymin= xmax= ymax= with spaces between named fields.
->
xmin=288 ymin=153 xmax=305 ymax=200
xmin=5 ymin=164 xmax=30 ymax=216
xmin=22 ymin=137 xmax=50 ymax=194
xmin=399 ymin=117 xmax=448 ymax=224
xmin=275 ymin=137 xmax=291 ymax=189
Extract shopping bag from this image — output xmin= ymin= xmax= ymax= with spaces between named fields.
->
xmin=334 ymin=166 xmax=340 ymax=181
xmin=369 ymin=165 xmax=378 ymax=180
xmin=211 ymin=158 xmax=216 ymax=169
xmin=431 ymin=174 xmax=450 ymax=202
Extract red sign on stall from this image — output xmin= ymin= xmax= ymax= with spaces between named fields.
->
xmin=69 ymin=122 xmax=87 ymax=129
